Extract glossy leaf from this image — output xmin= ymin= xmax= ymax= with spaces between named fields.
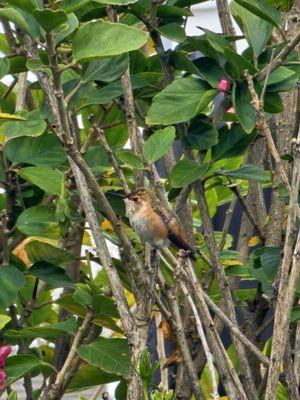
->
xmin=67 ymin=364 xmax=119 ymax=392
xmin=53 ymin=13 xmax=78 ymax=46
xmin=5 ymin=355 xmax=45 ymax=385
xmin=0 ymin=8 xmax=40 ymax=38
xmin=230 ymin=1 xmax=273 ymax=58
xmin=4 ymin=133 xmax=66 ymax=167
xmin=25 ymin=241 xmax=75 ymax=266
xmin=58 ymin=295 xmax=122 ymax=332
xmin=18 ymin=167 xmax=63 ymax=195
xmin=78 ymin=337 xmax=130 ymax=376
xmin=216 ymin=164 xmax=270 ymax=182
xmin=142 ymin=126 xmax=176 ymax=163
xmin=159 ymin=23 xmax=186 ymax=43
xmin=146 ymin=77 xmax=210 ymax=125
xmin=2 ymin=111 xmax=47 ymax=140
xmin=4 ymin=318 xmax=77 ymax=340
xmin=82 ymin=54 xmax=128 ymax=83
xmin=211 ymin=124 xmax=255 ymax=161
xmin=0 ymin=265 xmax=25 ymax=311
xmin=234 ymin=0 xmax=282 ymax=28
xmin=73 ymin=20 xmax=148 ymax=62
xmin=170 ymin=160 xmax=209 ymax=188
xmin=29 ymin=261 xmax=75 ymax=289
xmin=33 ymin=9 xmax=68 ymax=31
xmin=0 ymin=58 xmax=10 ymax=79
xmin=16 ymin=206 xmax=59 ymax=239
xmin=232 ymin=81 xmax=258 ymax=133
xmin=183 ymin=117 xmax=218 ymax=150
xmin=116 ymin=150 xmax=144 ymax=169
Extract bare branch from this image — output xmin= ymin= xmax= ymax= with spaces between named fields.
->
xmin=245 ymin=70 xmax=291 ymax=194
xmin=256 ymin=30 xmax=300 ymax=81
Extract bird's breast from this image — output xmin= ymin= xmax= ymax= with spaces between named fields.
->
xmin=129 ymin=204 xmax=169 ymax=248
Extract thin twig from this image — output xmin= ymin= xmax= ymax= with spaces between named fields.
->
xmin=256 ymin=30 xmax=300 ymax=81
xmin=43 ymin=310 xmax=94 ymax=400
xmin=193 ymin=181 xmax=258 ymax=400
xmin=245 ymin=70 xmax=291 ymax=195
xmin=177 ymin=253 xmax=219 ymax=399
xmin=260 ymin=48 xmax=275 ymax=103
xmin=219 ymin=197 xmax=237 ymax=251
xmin=154 ymin=312 xmax=168 ymax=391
xmin=229 ymin=185 xmax=265 ymax=241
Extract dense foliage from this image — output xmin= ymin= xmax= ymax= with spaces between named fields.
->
xmin=0 ymin=0 xmax=299 ymax=399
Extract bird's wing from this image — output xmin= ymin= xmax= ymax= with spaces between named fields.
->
xmin=156 ymin=207 xmax=195 ymax=253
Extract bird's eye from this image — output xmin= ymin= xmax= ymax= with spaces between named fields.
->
xmin=132 ymin=196 xmax=139 ymax=202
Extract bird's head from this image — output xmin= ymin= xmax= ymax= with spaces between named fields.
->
xmin=124 ymin=187 xmax=155 ymax=213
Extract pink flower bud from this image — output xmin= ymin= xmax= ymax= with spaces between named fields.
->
xmin=218 ymin=78 xmax=229 ymax=92
xmin=0 ymin=346 xmax=11 ymax=369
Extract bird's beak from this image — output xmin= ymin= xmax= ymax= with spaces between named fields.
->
xmin=125 ymin=192 xmax=133 ymax=200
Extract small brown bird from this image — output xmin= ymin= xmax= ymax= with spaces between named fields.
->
xmin=124 ymin=187 xmax=196 ymax=256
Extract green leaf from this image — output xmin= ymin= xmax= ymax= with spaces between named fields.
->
xmin=5 ymin=355 xmax=44 ymax=385
xmin=73 ymin=283 xmax=92 ymax=307
xmin=25 ymin=241 xmax=75 ymax=266
xmin=232 ymin=81 xmax=258 ymax=133
xmin=142 ymin=126 xmax=176 ymax=163
xmin=267 ymin=66 xmax=297 ymax=85
xmin=157 ymin=5 xmax=193 ymax=17
xmin=53 ymin=13 xmax=79 ymax=46
xmin=260 ymin=246 xmax=281 ymax=279
xmin=230 ymin=1 xmax=273 ymax=59
xmin=2 ymin=110 xmax=47 ymax=140
xmin=170 ymin=160 xmax=209 ymax=188
xmin=2 ymin=0 xmax=36 ymax=13
xmin=211 ymin=124 xmax=255 ymax=161
xmin=4 ymin=318 xmax=77 ymax=340
xmin=7 ymin=390 xmax=17 ymax=400
xmin=78 ymin=337 xmax=130 ymax=376
xmin=82 ymin=54 xmax=128 ymax=83
xmin=158 ymin=23 xmax=186 ymax=43
xmin=146 ymin=77 xmax=210 ymax=125
xmin=264 ymin=92 xmax=284 ymax=113
xmin=67 ymin=364 xmax=119 ymax=392
xmin=0 ymin=265 xmax=25 ymax=311
xmin=193 ymin=57 xmax=224 ymax=87
xmin=116 ymin=150 xmax=144 ymax=169
xmin=216 ymin=164 xmax=270 ymax=182
xmin=183 ymin=117 xmax=218 ymax=150
xmin=234 ymin=0 xmax=282 ymax=28
xmin=58 ymin=294 xmax=122 ymax=332
xmin=0 ymin=7 xmax=40 ymax=38
xmin=16 ymin=206 xmax=59 ymax=239
xmin=78 ymin=76 xmax=148 ymax=109
xmin=115 ymin=380 xmax=127 ymax=400
xmin=33 ymin=9 xmax=68 ymax=31
xmin=0 ymin=314 xmax=11 ymax=329
xmin=4 ymin=133 xmax=66 ymax=167
xmin=0 ymin=113 xmax=26 ymax=121
xmin=29 ymin=261 xmax=75 ymax=289
xmin=224 ymin=47 xmax=256 ymax=78
xmin=73 ymin=20 xmax=148 ymax=62
xmin=26 ymin=58 xmax=47 ymax=71
xmin=18 ymin=167 xmax=63 ymax=195
xmin=0 ymin=58 xmax=10 ymax=79
xmin=93 ymin=0 xmax=137 ymax=4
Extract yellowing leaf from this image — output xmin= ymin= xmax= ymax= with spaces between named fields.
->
xmin=101 ymin=219 xmax=114 ymax=232
xmin=223 ymin=259 xmax=243 ymax=266
xmin=82 ymin=230 xmax=92 ymax=246
xmin=0 ymin=112 xmax=26 ymax=121
xmin=248 ymin=236 xmax=261 ymax=247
